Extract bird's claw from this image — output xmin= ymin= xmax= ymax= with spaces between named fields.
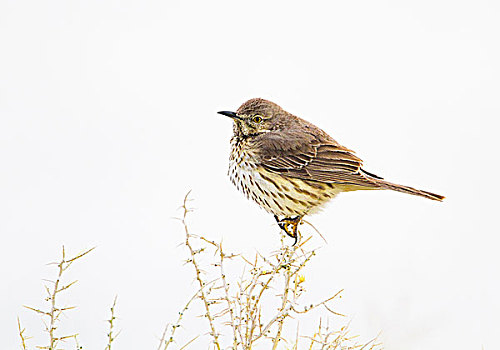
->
xmin=274 ymin=215 xmax=302 ymax=246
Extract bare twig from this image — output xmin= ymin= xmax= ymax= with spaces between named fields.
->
xmin=181 ymin=192 xmax=222 ymax=350
xmin=24 ymin=246 xmax=94 ymax=350
xmin=105 ymin=296 xmax=119 ymax=350
xmin=159 ymin=279 xmax=217 ymax=350
xmin=272 ymin=246 xmax=292 ymax=350
xmin=218 ymin=242 xmax=241 ymax=348
xmin=17 ymin=317 xmax=30 ymax=350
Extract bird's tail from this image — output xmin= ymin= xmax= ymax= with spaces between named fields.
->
xmin=376 ymin=179 xmax=445 ymax=201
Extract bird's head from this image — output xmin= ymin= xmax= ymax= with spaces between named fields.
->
xmin=218 ymin=98 xmax=286 ymax=138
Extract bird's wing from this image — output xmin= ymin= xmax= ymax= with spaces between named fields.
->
xmin=254 ymin=132 xmax=383 ymax=188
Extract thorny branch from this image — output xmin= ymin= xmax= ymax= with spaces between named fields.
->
xmin=167 ymin=192 xmax=379 ymax=349
xmin=18 ymin=193 xmax=380 ymax=350
xmin=23 ymin=246 xmax=94 ymax=350
xmin=105 ymin=296 xmax=120 ymax=350
xmin=158 ymin=279 xmax=218 ymax=350
xmin=181 ymin=192 xmax=222 ymax=350
xmin=17 ymin=317 xmax=30 ymax=350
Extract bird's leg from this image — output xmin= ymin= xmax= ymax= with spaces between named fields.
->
xmin=274 ymin=215 xmax=303 ymax=246
xmin=274 ymin=215 xmax=289 ymax=235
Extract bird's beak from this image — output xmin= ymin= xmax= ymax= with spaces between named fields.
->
xmin=218 ymin=111 xmax=241 ymax=120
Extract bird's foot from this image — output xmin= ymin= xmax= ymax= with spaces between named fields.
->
xmin=274 ymin=215 xmax=302 ymax=246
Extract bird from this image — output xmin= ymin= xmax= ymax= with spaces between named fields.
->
xmin=218 ymin=98 xmax=444 ymax=244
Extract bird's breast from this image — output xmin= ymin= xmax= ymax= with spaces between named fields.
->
xmin=228 ymin=143 xmax=340 ymax=217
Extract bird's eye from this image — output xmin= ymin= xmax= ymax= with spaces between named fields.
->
xmin=253 ymin=115 xmax=263 ymax=123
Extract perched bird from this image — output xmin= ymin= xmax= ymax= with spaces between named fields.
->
xmin=219 ymin=98 xmax=444 ymax=244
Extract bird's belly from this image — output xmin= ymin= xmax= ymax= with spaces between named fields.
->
xmin=229 ymin=160 xmax=341 ymax=217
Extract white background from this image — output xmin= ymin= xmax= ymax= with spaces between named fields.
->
xmin=1 ymin=1 xmax=499 ymax=349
